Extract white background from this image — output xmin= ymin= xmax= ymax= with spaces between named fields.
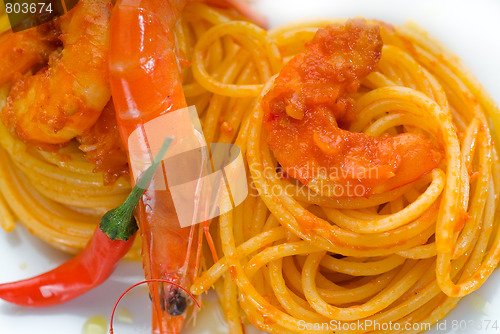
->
xmin=1 ymin=0 xmax=499 ymax=333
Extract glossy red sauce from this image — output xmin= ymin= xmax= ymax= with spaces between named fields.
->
xmin=77 ymin=100 xmax=129 ymax=185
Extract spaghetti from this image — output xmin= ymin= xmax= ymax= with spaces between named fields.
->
xmin=0 ymin=3 xmax=499 ymax=334
xmin=187 ymin=14 xmax=500 ymax=334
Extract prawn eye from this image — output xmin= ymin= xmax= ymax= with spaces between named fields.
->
xmin=162 ymin=288 xmax=187 ymax=316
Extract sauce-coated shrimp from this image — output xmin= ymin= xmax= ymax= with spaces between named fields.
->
xmin=0 ymin=22 xmax=60 ymax=87
xmin=1 ymin=0 xmax=112 ymax=145
xmin=263 ymin=20 xmax=441 ymax=197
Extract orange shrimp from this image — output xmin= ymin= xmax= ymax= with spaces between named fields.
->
xmin=109 ymin=1 xmax=266 ymax=332
xmin=109 ymin=0 xmax=266 ymax=331
xmin=0 ymin=22 xmax=60 ymax=87
xmin=108 ymin=1 xmax=206 ymax=333
xmin=262 ymin=19 xmax=441 ymax=198
xmin=1 ymin=0 xmax=112 ymax=145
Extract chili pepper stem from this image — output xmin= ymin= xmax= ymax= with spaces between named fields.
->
xmin=100 ymin=136 xmax=173 ymax=241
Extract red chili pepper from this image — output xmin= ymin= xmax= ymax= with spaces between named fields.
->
xmin=0 ymin=229 xmax=134 ymax=306
xmin=0 ymin=137 xmax=173 ymax=307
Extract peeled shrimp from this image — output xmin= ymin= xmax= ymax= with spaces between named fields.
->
xmin=262 ymin=19 xmax=441 ymax=197
xmin=1 ymin=0 xmax=112 ymax=145
xmin=0 ymin=22 xmax=60 ymax=87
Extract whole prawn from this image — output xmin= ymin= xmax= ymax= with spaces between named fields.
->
xmin=263 ymin=20 xmax=441 ymax=197
xmin=109 ymin=1 xmax=264 ymax=333
xmin=109 ymin=1 xmax=196 ymax=332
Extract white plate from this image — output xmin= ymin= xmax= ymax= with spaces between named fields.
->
xmin=1 ymin=0 xmax=500 ymax=333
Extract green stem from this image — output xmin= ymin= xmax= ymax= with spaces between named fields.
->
xmin=99 ymin=137 xmax=173 ymax=241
